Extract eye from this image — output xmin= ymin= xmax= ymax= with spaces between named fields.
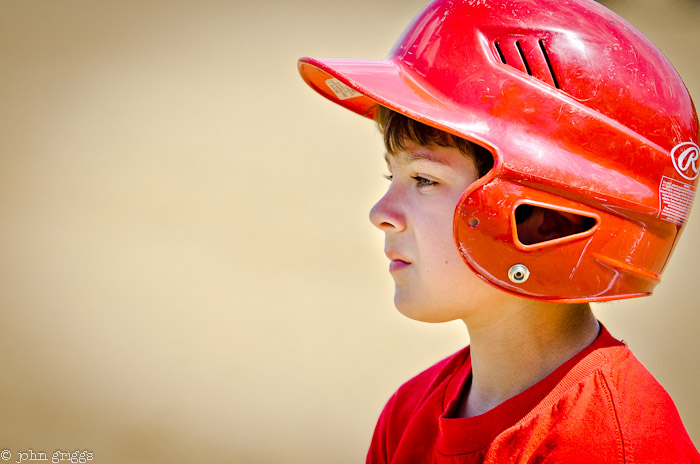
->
xmin=412 ymin=175 xmax=438 ymax=188
xmin=383 ymin=174 xmax=393 ymax=181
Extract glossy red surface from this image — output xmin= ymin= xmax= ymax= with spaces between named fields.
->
xmin=298 ymin=0 xmax=699 ymax=302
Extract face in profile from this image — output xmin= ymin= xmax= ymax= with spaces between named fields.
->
xmin=369 ymin=140 xmax=510 ymax=323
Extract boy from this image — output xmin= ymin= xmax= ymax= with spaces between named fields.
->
xmin=298 ymin=0 xmax=700 ymax=462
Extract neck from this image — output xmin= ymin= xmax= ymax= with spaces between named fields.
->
xmin=457 ymin=300 xmax=599 ymax=418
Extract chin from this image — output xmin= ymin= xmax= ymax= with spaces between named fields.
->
xmin=393 ymin=293 xmax=461 ymax=324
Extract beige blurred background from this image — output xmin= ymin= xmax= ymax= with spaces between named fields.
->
xmin=0 ymin=0 xmax=698 ymax=462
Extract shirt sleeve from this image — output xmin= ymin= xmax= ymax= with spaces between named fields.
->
xmin=366 ymin=393 xmax=398 ymax=464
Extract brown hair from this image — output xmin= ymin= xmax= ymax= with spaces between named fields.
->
xmin=373 ymin=105 xmax=494 ymax=177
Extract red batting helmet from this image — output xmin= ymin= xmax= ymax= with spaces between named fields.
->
xmin=298 ymin=0 xmax=699 ymax=303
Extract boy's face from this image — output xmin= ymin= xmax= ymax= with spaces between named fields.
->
xmin=370 ymin=141 xmax=507 ymax=322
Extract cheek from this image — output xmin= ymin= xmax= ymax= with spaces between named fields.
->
xmin=414 ymin=191 xmax=467 ymax=268
xmin=419 ymin=220 xmax=465 ymax=276
xmin=432 ymin=209 xmax=461 ymax=255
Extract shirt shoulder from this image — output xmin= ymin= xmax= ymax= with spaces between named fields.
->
xmin=392 ymin=346 xmax=470 ymax=411
xmin=367 ymin=347 xmax=470 ymax=464
xmin=488 ymin=344 xmax=700 ymax=463
xmin=602 ymin=348 xmax=700 ymax=462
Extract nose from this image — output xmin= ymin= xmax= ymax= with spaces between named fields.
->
xmin=369 ymin=186 xmax=406 ymax=232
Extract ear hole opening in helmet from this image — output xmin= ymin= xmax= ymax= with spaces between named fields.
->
xmin=514 ymin=204 xmax=597 ymax=246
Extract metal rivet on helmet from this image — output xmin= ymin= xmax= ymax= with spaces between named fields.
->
xmin=508 ymin=264 xmax=530 ymax=284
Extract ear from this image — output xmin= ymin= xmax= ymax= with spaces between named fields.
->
xmin=516 ymin=206 xmax=592 ymax=246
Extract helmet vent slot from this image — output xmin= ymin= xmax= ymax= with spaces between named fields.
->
xmin=494 ymin=41 xmax=507 ymax=64
xmin=515 ymin=41 xmax=532 ymax=76
xmin=538 ymin=39 xmax=560 ymax=89
xmin=493 ymin=38 xmax=560 ymax=90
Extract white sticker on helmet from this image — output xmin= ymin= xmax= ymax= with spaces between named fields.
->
xmin=658 ymin=176 xmax=695 ymax=225
xmin=325 ymin=78 xmax=362 ymax=100
xmin=671 ymin=141 xmax=700 ymax=181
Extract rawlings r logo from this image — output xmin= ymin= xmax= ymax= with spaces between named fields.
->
xmin=671 ymin=142 xmax=700 ymax=181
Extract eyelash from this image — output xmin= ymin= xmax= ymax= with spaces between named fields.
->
xmin=412 ymin=175 xmax=437 ymax=187
xmin=383 ymin=174 xmax=438 ymax=188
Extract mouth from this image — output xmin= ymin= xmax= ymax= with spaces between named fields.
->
xmin=385 ymin=250 xmax=411 ymax=272
xmin=389 ymin=259 xmax=411 ymax=272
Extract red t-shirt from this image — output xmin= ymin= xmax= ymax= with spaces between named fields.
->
xmin=367 ymin=325 xmax=700 ymax=463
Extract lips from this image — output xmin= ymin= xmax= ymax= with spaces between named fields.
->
xmin=389 ymin=260 xmax=411 ymax=272
xmin=386 ymin=249 xmax=411 ymax=272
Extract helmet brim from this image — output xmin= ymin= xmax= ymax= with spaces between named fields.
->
xmin=297 ymin=57 xmax=485 ymax=144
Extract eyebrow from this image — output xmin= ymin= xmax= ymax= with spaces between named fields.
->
xmin=384 ymin=149 xmax=454 ymax=168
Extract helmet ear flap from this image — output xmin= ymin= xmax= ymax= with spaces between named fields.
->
xmin=454 ymin=179 xmax=674 ymax=303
